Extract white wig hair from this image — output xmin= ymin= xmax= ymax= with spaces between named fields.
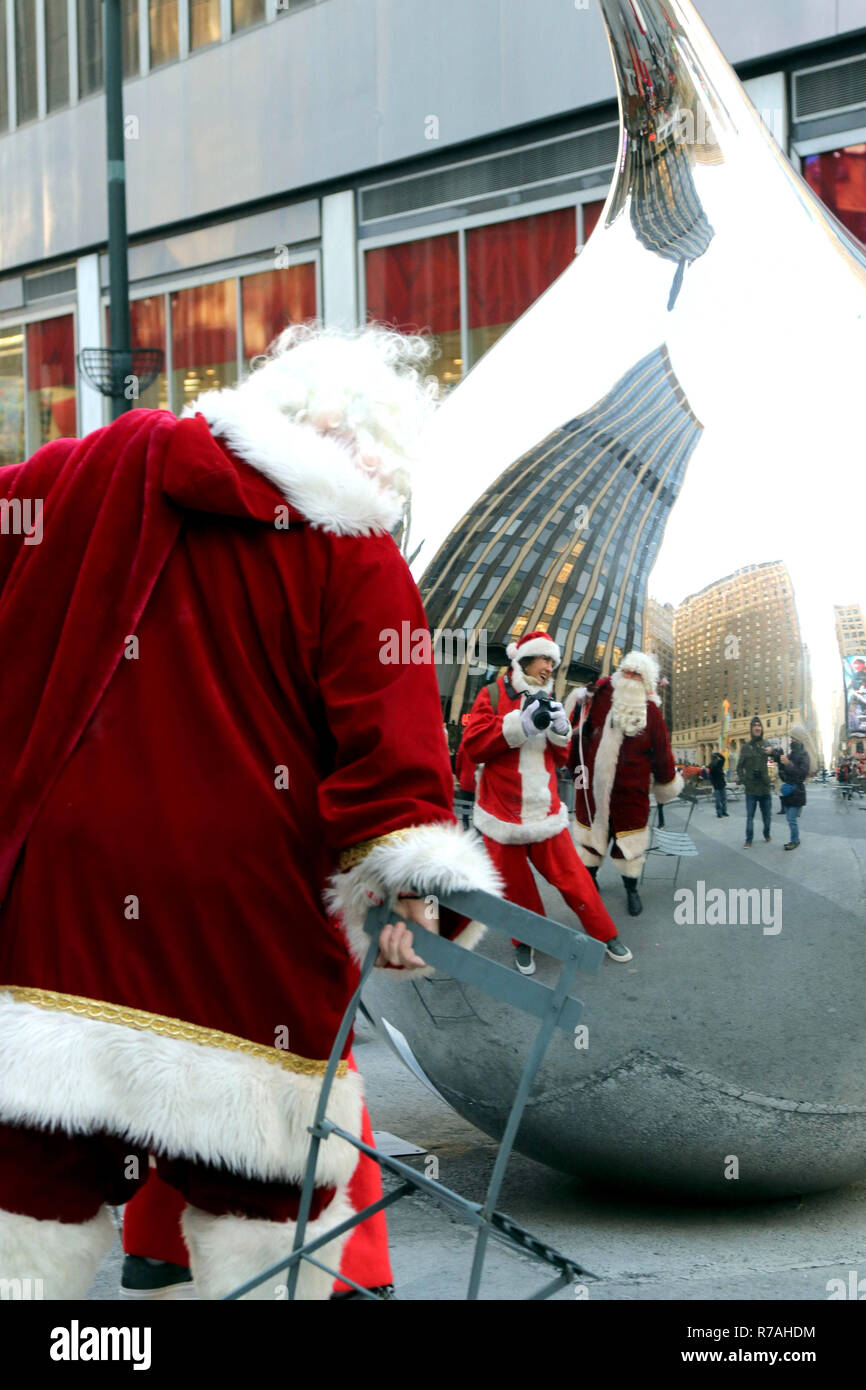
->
xmin=612 ymin=649 xmax=661 ymax=703
xmin=241 ymin=322 xmax=439 ymax=505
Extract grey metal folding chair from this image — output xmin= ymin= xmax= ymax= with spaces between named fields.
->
xmin=222 ymin=888 xmax=605 ymax=1301
xmin=640 ymin=798 xmax=699 ymax=890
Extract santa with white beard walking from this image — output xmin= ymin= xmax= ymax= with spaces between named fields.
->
xmin=566 ymin=650 xmax=682 ymax=917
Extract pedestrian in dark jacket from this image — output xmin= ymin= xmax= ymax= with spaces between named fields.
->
xmin=736 ymin=716 xmax=772 ymax=847
xmin=777 ymin=723 xmax=812 ymax=850
xmin=709 ymin=751 xmax=728 ymax=817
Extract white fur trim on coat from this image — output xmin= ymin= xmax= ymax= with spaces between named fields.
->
xmin=547 ymin=727 xmax=572 ymax=748
xmin=583 ymin=710 xmax=624 ymax=856
xmin=653 ymin=772 xmax=684 ymax=805
xmin=0 ymin=1206 xmax=116 ymax=1301
xmin=325 ymin=821 xmax=502 ymax=973
xmin=502 ymin=708 xmax=528 ymax=748
xmin=185 ymin=391 xmax=404 ymax=538
xmin=473 ymin=799 xmax=569 ymax=845
xmin=183 ymin=1191 xmax=354 ymax=1302
xmin=0 ymin=992 xmax=362 ymax=1187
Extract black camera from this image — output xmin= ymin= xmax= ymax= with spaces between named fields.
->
xmin=526 ymin=691 xmax=556 ymax=730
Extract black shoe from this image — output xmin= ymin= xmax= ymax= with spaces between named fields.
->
xmin=514 ymin=943 xmax=536 ymax=975
xmin=784 ymin=841 xmax=800 ymax=851
xmin=743 ymin=841 xmax=752 ymax=848
xmin=605 ymin=936 xmax=633 ymax=962
xmin=331 ymin=1284 xmax=397 ymax=1300
xmin=587 ymin=865 xmax=599 ymax=883
xmin=120 ymin=1255 xmax=196 ymax=1301
xmin=624 ymin=881 xmax=642 ymax=916
xmin=777 ymin=808 xmax=787 ymax=814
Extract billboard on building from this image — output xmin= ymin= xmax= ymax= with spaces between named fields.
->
xmin=844 ymin=655 xmax=866 ymax=734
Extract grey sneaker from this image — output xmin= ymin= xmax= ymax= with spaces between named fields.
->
xmin=605 ymin=937 xmax=633 ymax=963
xmin=514 ymin=944 xmax=536 ymax=975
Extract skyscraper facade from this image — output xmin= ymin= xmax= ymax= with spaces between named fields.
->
xmin=671 ymin=561 xmax=812 ymax=764
xmin=834 ymin=603 xmax=866 ymax=657
xmin=644 ymin=597 xmax=674 ymax=731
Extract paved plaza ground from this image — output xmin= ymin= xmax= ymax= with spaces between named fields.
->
xmin=88 ymin=783 xmax=866 ymax=1301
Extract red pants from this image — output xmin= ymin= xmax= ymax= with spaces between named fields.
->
xmin=122 ymin=1054 xmax=392 ymax=1296
xmin=482 ymin=827 xmax=617 ymax=945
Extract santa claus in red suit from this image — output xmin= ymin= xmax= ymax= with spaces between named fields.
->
xmin=461 ymin=630 xmax=632 ymax=974
xmin=566 ymin=649 xmax=682 ymax=917
xmin=0 ymin=325 xmax=500 ymax=1300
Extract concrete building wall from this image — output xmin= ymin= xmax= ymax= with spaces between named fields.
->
xmin=2 ymin=0 xmax=866 ymax=273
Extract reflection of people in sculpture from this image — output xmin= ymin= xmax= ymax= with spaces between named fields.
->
xmin=462 ymin=630 xmax=632 ymax=976
xmin=566 ymin=650 xmax=682 ymax=917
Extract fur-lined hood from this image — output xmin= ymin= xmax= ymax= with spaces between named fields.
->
xmin=175 ymin=394 xmax=405 ymax=537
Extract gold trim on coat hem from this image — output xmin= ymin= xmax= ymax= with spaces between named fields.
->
xmin=337 ymin=827 xmax=416 ymax=872
xmin=1 ymin=987 xmax=347 ymax=1078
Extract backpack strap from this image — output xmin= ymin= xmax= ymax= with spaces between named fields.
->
xmin=486 ymin=679 xmax=500 ymax=714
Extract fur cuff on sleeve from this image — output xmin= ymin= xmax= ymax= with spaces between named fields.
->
xmin=502 ymin=708 xmax=528 ymax=748
xmin=547 ymin=726 xmax=572 ymax=748
xmin=653 ymin=772 xmax=683 ymax=805
xmin=324 ymin=822 xmax=503 ymax=973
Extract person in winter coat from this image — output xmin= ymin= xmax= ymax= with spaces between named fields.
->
xmin=775 ymin=723 xmax=812 ymax=850
xmin=462 ymin=630 xmax=632 ymax=975
xmin=708 ymin=751 xmax=728 ymax=817
xmin=736 ymin=716 xmax=772 ymax=847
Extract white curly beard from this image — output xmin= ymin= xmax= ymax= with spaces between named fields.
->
xmin=611 ymin=674 xmax=648 ymax=735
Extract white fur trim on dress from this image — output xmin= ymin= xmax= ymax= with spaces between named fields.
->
xmin=0 ymin=992 xmax=362 ymax=1187
xmin=185 ymin=391 xmax=404 ymax=538
xmin=653 ymin=772 xmax=683 ymax=805
xmin=325 ymin=821 xmax=502 ymax=972
xmin=183 ymin=1191 xmax=354 ymax=1302
xmin=0 ymin=1206 xmax=115 ymax=1300
xmin=473 ymin=800 xmax=569 ymax=845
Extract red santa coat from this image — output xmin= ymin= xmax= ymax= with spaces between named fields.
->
xmin=567 ymin=677 xmax=681 ymax=860
xmin=462 ymin=673 xmax=571 ymax=843
xmin=0 ymin=402 xmax=498 ymax=1213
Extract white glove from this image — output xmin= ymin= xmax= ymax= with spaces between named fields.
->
xmin=548 ymin=701 xmax=570 ymax=736
xmin=520 ymin=699 xmax=543 ymax=737
xmin=573 ymin=686 xmax=590 ymax=705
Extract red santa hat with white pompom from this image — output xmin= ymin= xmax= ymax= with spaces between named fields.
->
xmin=506 ymin=629 xmax=562 ymax=677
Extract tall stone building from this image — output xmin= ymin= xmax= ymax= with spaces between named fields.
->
xmin=643 ymin=597 xmax=674 ymax=731
xmin=834 ymin=603 xmax=866 ymax=657
xmin=671 ymin=561 xmax=812 ymax=764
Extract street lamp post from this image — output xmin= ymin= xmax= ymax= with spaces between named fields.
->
xmin=105 ymin=0 xmax=131 ymax=418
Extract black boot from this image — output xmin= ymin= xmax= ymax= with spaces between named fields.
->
xmin=587 ymin=865 xmax=599 ymax=883
xmin=624 ymin=878 xmax=642 ymax=917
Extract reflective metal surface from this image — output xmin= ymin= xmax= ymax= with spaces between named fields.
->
xmin=381 ymin=0 xmax=866 ymax=1198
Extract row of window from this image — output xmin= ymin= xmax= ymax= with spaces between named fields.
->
xmin=0 ymin=134 xmax=862 ymax=466
xmin=0 ymin=0 xmax=321 ymax=130
xmin=0 ymin=261 xmax=316 ymax=463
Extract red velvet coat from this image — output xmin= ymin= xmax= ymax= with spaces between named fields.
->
xmin=567 ymin=677 xmax=681 ymax=860
xmin=0 ymin=404 xmax=498 ymax=1192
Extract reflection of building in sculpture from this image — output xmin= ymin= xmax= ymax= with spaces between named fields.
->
xmin=643 ymin=597 xmax=674 ymax=731
xmin=671 ymin=561 xmax=814 ymax=764
xmin=422 ymin=345 xmax=702 ymax=724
